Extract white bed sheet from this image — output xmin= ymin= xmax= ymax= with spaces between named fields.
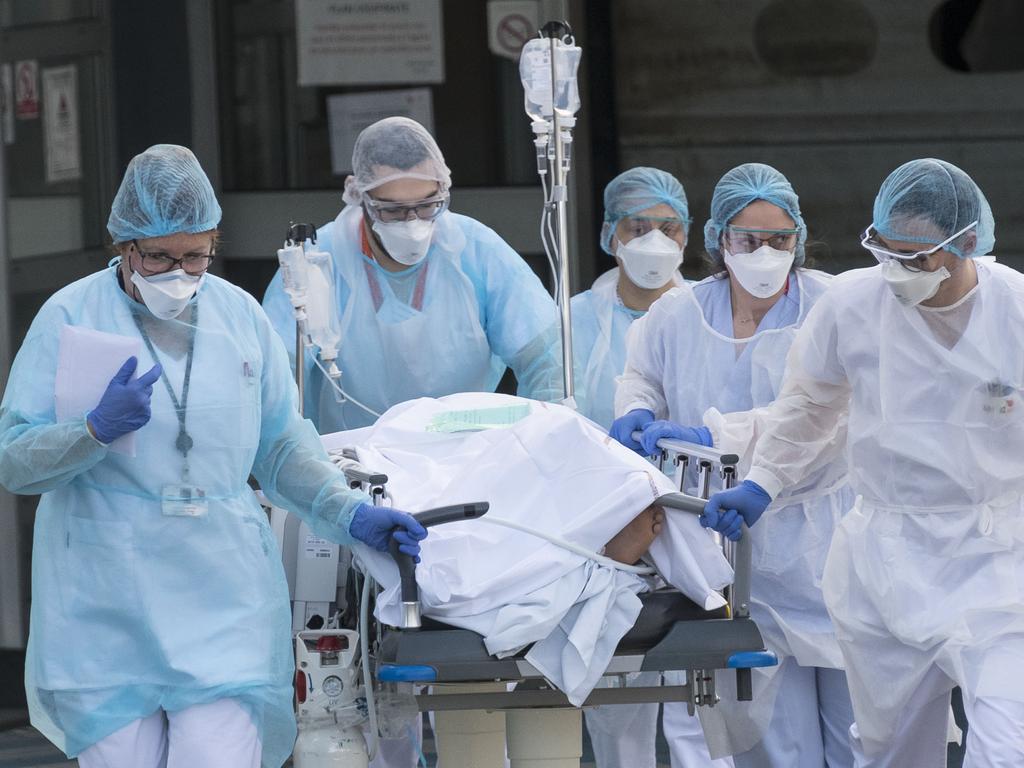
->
xmin=326 ymin=392 xmax=732 ymax=705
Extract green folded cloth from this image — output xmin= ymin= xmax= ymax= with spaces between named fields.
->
xmin=426 ymin=403 xmax=533 ymax=433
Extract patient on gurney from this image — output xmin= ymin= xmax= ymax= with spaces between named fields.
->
xmin=325 ymin=392 xmax=732 ymax=706
xmin=603 ymin=505 xmax=665 ymax=564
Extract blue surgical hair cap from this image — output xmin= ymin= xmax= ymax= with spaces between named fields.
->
xmin=703 ymin=163 xmax=807 ymax=268
xmin=871 ymin=158 xmax=994 ymax=259
xmin=600 ymin=167 xmax=691 ymax=255
xmin=107 ymin=144 xmax=221 ymax=243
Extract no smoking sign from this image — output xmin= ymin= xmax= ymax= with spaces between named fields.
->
xmin=487 ymin=1 xmax=540 ymax=61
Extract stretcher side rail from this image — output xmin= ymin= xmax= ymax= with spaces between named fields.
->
xmin=644 ymin=435 xmax=750 ymax=620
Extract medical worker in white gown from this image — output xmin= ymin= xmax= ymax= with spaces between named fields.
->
xmin=702 ymin=158 xmax=1024 ymax=767
xmin=569 ymin=167 xmax=701 ymax=768
xmin=612 ymin=163 xmax=856 ymax=767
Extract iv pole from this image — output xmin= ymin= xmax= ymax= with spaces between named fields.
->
xmin=522 ymin=20 xmax=582 ymax=406
xmin=546 ymin=21 xmax=575 ymax=404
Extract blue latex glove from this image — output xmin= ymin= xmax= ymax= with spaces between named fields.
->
xmin=86 ymin=356 xmax=163 ymax=444
xmin=700 ymin=480 xmax=772 ymax=541
xmin=609 ymin=408 xmax=655 ymax=453
xmin=639 ymin=421 xmax=713 ymax=456
xmin=349 ymin=503 xmax=428 ymax=562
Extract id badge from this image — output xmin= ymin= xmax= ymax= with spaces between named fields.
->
xmin=161 ymin=484 xmax=209 ymax=517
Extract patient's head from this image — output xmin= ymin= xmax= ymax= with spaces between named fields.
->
xmin=604 ymin=505 xmax=664 ymax=564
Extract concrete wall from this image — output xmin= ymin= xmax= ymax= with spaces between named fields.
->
xmin=610 ymin=0 xmax=1024 ymax=276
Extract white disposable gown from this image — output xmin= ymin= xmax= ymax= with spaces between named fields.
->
xmin=616 ymin=269 xmax=853 ymax=757
xmin=741 ymin=260 xmax=1024 ymax=757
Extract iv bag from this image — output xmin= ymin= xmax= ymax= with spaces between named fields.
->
xmin=277 ymin=243 xmax=308 ymax=308
xmin=519 ymin=36 xmax=582 ymax=121
xmin=304 ymin=248 xmax=342 ymax=361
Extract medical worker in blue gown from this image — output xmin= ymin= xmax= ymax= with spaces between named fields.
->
xmin=611 ymin=164 xmax=856 ymax=767
xmin=262 ymin=117 xmax=563 ymax=433
xmin=574 ymin=167 xmax=736 ymax=768
xmin=0 ymin=144 xmax=426 ymax=768
xmin=571 ymin=167 xmax=687 ymax=433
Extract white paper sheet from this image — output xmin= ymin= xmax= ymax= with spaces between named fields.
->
xmin=55 ymin=325 xmax=142 ymax=456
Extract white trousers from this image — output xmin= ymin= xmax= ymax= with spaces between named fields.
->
xmin=663 ymin=671 xmax=735 ymax=768
xmin=76 ymin=699 xmax=261 ymax=768
xmin=732 ymin=659 xmax=855 ymax=768
xmin=584 ymin=671 xmax=662 ymax=768
xmin=851 ymin=663 xmax=1024 ymax=768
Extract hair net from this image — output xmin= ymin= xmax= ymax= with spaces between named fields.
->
xmin=600 ymin=167 xmax=691 ymax=255
xmin=703 ymin=163 xmax=807 ymax=268
xmin=871 ymin=158 xmax=994 ymax=259
xmin=342 ymin=117 xmax=452 ymax=206
xmin=107 ymin=144 xmax=221 ymax=243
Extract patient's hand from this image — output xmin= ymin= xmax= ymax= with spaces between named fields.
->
xmin=603 ymin=505 xmax=665 ymax=564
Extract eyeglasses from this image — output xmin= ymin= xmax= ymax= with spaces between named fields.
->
xmin=364 ymin=193 xmax=450 ymax=223
xmin=131 ymin=241 xmax=215 ymax=278
xmin=723 ymin=226 xmax=799 ymax=255
xmin=860 ymin=220 xmax=978 ymax=272
xmin=620 ymin=215 xmax=687 ymax=241
xmin=131 ymin=239 xmax=214 ymax=275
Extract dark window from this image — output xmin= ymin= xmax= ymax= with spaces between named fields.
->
xmin=930 ymin=0 xmax=1024 ymax=73
xmin=214 ymin=0 xmax=538 ymax=192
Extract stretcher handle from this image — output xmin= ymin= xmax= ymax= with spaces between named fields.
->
xmin=344 ymin=467 xmax=389 ymax=488
xmin=335 ymin=450 xmax=389 ymax=487
xmin=630 ymin=431 xmax=739 ymax=466
xmin=387 ymin=502 xmax=491 ymax=629
xmin=654 ymin=492 xmax=707 ymax=516
xmin=414 ymin=502 xmax=490 ymax=528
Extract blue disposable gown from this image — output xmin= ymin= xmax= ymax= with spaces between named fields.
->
xmin=263 ymin=207 xmax=563 ymax=432
xmin=0 ymin=264 xmax=369 ymax=766
xmin=570 ymin=267 xmax=683 ymax=430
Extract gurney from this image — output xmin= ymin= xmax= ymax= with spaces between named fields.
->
xmin=281 ymin=419 xmax=778 ymax=768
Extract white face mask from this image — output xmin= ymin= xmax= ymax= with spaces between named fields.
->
xmin=724 ymin=245 xmax=794 ymax=299
xmin=372 ymin=218 xmax=435 ymax=266
xmin=616 ymin=229 xmax=683 ymax=290
xmin=130 ymin=268 xmax=205 ymax=320
xmin=880 ymin=260 xmax=951 ymax=307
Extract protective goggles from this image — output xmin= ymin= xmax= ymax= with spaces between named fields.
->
xmin=363 ymin=193 xmax=450 ymax=223
xmin=860 ymin=219 xmax=978 ymax=269
xmin=618 ymin=214 xmax=689 ymax=240
xmin=723 ymin=225 xmax=800 ymax=255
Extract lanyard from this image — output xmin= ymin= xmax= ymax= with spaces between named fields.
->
xmin=132 ymin=303 xmax=198 ymax=468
